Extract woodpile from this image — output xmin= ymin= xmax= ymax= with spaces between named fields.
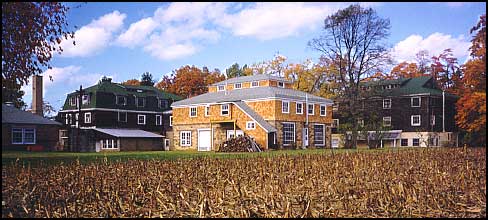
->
xmin=218 ymin=135 xmax=262 ymax=152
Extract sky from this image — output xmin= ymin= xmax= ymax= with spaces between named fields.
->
xmin=20 ymin=2 xmax=486 ymax=114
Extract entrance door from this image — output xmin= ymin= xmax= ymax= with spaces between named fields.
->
xmin=198 ymin=129 xmax=211 ymax=151
xmin=303 ymin=127 xmax=309 ymax=148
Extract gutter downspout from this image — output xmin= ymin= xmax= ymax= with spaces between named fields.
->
xmin=442 ymin=90 xmax=445 ymax=133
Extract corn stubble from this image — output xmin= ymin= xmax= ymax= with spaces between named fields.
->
xmin=2 ymin=148 xmax=486 ymax=218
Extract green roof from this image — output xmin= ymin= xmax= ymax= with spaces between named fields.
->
xmin=362 ymin=76 xmax=457 ymax=98
xmin=62 ymin=80 xmax=183 ymax=110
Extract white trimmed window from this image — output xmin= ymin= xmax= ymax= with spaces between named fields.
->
xmin=431 ymin=115 xmax=435 ymax=125
xmin=320 ymin=104 xmax=327 ymax=116
xmin=205 ymin=106 xmax=210 ymax=117
xmin=296 ymin=102 xmax=303 ymax=114
xmin=12 ymin=128 xmax=36 ymax=144
xmin=136 ymin=97 xmax=145 ymax=107
xmin=412 ymin=138 xmax=420 ymax=146
xmin=70 ymin=96 xmax=77 ymax=106
xmin=75 ymin=113 xmax=79 ymax=127
xmin=332 ymin=119 xmax=339 ymax=128
xmin=282 ymin=122 xmax=295 ymax=145
xmin=282 ymin=101 xmax=290 ymax=113
xmin=383 ymin=99 xmax=391 ymax=109
xmin=84 ymin=112 xmax=92 ymax=124
xmin=234 ymin=83 xmax=242 ymax=89
xmin=159 ymin=99 xmax=168 ymax=109
xmin=118 ymin=112 xmax=127 ymax=122
xmin=314 ymin=124 xmax=325 ymax=146
xmin=221 ymin=104 xmax=229 ymax=116
xmin=308 ymin=104 xmax=314 ymax=115
xmin=82 ymin=94 xmax=90 ymax=105
xmin=169 ymin=116 xmax=173 ymax=126
xmin=180 ymin=131 xmax=192 ymax=146
xmin=116 ymin=96 xmax=126 ymax=106
xmin=190 ymin=107 xmax=197 ymax=117
xmin=138 ymin=114 xmax=146 ymax=125
xmin=357 ymin=118 xmax=364 ymax=127
xmin=383 ymin=116 xmax=391 ymax=127
xmin=411 ymin=115 xmax=421 ymax=126
xmin=246 ymin=121 xmax=256 ymax=130
xmin=411 ymin=97 xmax=421 ymax=107
xmin=156 ymin=115 xmax=162 ymax=125
xmin=101 ymin=139 xmax=117 ymax=149
xmin=251 ymin=81 xmax=259 ymax=87
xmin=217 ymin=85 xmax=225 ymax=91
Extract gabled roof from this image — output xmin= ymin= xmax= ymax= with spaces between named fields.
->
xmin=233 ymin=101 xmax=277 ymax=133
xmin=92 ymin=128 xmax=163 ymax=138
xmin=212 ymin=74 xmax=293 ymax=86
xmin=171 ymin=86 xmax=333 ymax=107
xmin=2 ymin=104 xmax=61 ymax=125
xmin=362 ymin=76 xmax=457 ymax=98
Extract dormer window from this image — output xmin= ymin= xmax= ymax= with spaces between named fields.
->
xmin=159 ymin=99 xmax=168 ymax=109
xmin=116 ymin=96 xmax=127 ymax=106
xmin=278 ymin=81 xmax=284 ymax=88
xmin=234 ymin=83 xmax=242 ymax=89
xmin=137 ymin=89 xmax=143 ymax=93
xmin=217 ymin=85 xmax=225 ymax=91
xmin=82 ymin=95 xmax=90 ymax=105
xmin=136 ymin=97 xmax=145 ymax=107
xmin=251 ymin=81 xmax=259 ymax=88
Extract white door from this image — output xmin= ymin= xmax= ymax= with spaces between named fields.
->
xmin=198 ymin=129 xmax=211 ymax=151
xmin=226 ymin=130 xmax=244 ymax=139
xmin=303 ymin=128 xmax=309 ymax=147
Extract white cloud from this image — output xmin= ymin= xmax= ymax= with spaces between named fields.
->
xmin=116 ymin=17 xmax=158 ymax=48
xmin=59 ymin=11 xmax=126 ymax=57
xmin=215 ymin=2 xmax=342 ymax=40
xmin=391 ymin=32 xmax=471 ymax=63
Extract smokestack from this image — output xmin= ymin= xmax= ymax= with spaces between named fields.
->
xmin=32 ymin=75 xmax=43 ymax=116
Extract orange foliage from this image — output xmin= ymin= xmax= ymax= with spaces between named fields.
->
xmin=121 ymin=79 xmax=140 ymax=86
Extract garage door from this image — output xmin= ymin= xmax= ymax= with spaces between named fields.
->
xmin=198 ymin=129 xmax=211 ymax=151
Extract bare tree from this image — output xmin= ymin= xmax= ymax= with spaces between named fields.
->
xmin=308 ymin=4 xmax=392 ymax=148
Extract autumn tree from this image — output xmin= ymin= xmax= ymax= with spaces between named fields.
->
xmin=455 ymin=14 xmax=486 ymax=146
xmin=2 ymin=2 xmax=74 ymax=108
xmin=140 ymin=72 xmax=155 ymax=86
xmin=308 ymin=4 xmax=392 ymax=148
xmin=121 ymin=79 xmax=141 ymax=86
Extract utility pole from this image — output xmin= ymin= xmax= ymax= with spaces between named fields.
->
xmin=76 ymin=85 xmax=84 ymax=152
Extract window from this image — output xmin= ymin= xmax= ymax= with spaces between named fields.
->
xmin=156 ymin=115 xmax=162 ymax=125
xmin=138 ymin=114 xmax=146 ymax=125
xmin=251 ymin=81 xmax=259 ymax=87
xmin=383 ymin=116 xmax=391 ymax=127
xmin=70 ymin=96 xmax=77 ymax=106
xmin=221 ymin=104 xmax=229 ymax=116
xmin=159 ymin=99 xmax=168 ymax=109
xmin=278 ymin=81 xmax=284 ymax=88
xmin=401 ymin=139 xmax=408 ymax=146
xmin=320 ymin=104 xmax=327 ymax=116
xmin=205 ymin=106 xmax=210 ymax=117
xmin=82 ymin=95 xmax=90 ymax=105
xmin=180 ymin=131 xmax=192 ymax=146
xmin=101 ymin=139 xmax=118 ymax=149
xmin=314 ymin=124 xmax=325 ymax=146
xmin=190 ymin=107 xmax=197 ymax=117
xmin=412 ymin=138 xmax=420 ymax=146
xmin=308 ymin=104 xmax=314 ymax=115
xmin=75 ymin=113 xmax=79 ymax=127
xmin=136 ymin=97 xmax=145 ymax=107
xmin=429 ymin=137 xmax=438 ymax=146
xmin=246 ymin=121 xmax=256 ymax=130
xmin=357 ymin=118 xmax=364 ymax=127
xmin=332 ymin=119 xmax=339 ymax=128
xmin=116 ymin=96 xmax=127 ymax=106
xmin=234 ymin=83 xmax=242 ymax=89
xmin=431 ymin=115 xmax=435 ymax=126
xmin=383 ymin=99 xmax=391 ymax=109
xmin=282 ymin=101 xmax=290 ymax=113
xmin=84 ymin=112 xmax=92 ymax=124
xmin=411 ymin=97 xmax=421 ymax=107
xmin=282 ymin=122 xmax=295 ymax=145
xmin=169 ymin=116 xmax=173 ymax=126
xmin=296 ymin=102 xmax=303 ymax=114
xmin=332 ymin=104 xmax=338 ymax=111
xmin=12 ymin=128 xmax=36 ymax=144
xmin=411 ymin=115 xmax=421 ymax=126
xmin=65 ymin=114 xmax=71 ymax=125
xmin=217 ymin=85 xmax=225 ymax=91
xmin=118 ymin=112 xmax=127 ymax=122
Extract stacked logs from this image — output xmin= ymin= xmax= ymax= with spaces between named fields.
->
xmin=218 ymin=135 xmax=262 ymax=152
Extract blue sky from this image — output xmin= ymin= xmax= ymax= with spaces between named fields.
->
xmin=20 ymin=2 xmax=486 ymax=113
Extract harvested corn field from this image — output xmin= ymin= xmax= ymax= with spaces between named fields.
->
xmin=2 ymin=148 xmax=486 ymax=218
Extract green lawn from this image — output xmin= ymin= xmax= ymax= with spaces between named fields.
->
xmin=2 ymin=147 xmax=418 ymax=166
